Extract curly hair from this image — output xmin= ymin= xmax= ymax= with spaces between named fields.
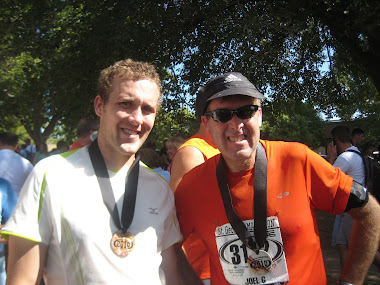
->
xmin=97 ymin=58 xmax=161 ymax=103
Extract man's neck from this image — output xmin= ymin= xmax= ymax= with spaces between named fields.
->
xmin=0 ymin=144 xmax=16 ymax=151
xmin=198 ymin=124 xmax=217 ymax=148
xmin=77 ymin=136 xmax=92 ymax=147
xmin=338 ymin=142 xmax=353 ymax=155
xmin=342 ymin=143 xmax=353 ymax=152
xmin=96 ymin=140 xmax=135 ymax=172
xmin=223 ymin=154 xmax=256 ymax=173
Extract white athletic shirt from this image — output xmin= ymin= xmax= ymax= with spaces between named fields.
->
xmin=333 ymin=146 xmax=365 ymax=185
xmin=2 ymin=146 xmax=182 ymax=284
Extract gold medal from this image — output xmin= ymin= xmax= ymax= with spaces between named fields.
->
xmin=110 ymin=230 xmax=134 ymax=257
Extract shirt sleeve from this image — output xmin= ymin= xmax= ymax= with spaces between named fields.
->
xmin=305 ymin=147 xmax=353 ymax=215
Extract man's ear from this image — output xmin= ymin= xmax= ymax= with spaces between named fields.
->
xmin=201 ymin=115 xmax=209 ymax=129
xmin=94 ymin=95 xmax=104 ymax=117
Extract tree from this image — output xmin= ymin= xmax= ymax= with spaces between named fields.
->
xmin=164 ymin=0 xmax=379 ymax=120
xmin=261 ymin=100 xmax=326 ymax=148
xmin=0 ymin=1 xmax=179 ymax=145
xmin=1 ymin=0 xmax=379 ymax=145
xmin=146 ymin=107 xmax=199 ymax=150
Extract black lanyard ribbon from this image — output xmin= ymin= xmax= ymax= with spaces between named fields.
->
xmin=89 ymin=139 xmax=140 ymax=234
xmin=216 ymin=142 xmax=267 ymax=252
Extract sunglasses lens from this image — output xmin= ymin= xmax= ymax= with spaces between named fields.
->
xmin=237 ymin=106 xmax=256 ymax=120
xmin=207 ymin=105 xmax=259 ymax=123
xmin=214 ymin=110 xmax=232 ymax=123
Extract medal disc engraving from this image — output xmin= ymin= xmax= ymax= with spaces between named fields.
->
xmin=248 ymin=249 xmax=273 ymax=272
xmin=110 ymin=230 xmax=134 ymax=257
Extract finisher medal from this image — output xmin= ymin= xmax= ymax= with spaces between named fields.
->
xmin=248 ymin=249 xmax=273 ymax=272
xmin=89 ymin=139 xmax=140 ymax=259
xmin=110 ymin=230 xmax=135 ymax=257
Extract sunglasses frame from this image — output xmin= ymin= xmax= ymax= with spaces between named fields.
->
xmin=204 ymin=104 xmax=260 ymax=123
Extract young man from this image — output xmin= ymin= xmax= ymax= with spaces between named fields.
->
xmin=2 ymin=59 xmax=182 ymax=284
xmin=175 ymin=72 xmax=380 ymax=285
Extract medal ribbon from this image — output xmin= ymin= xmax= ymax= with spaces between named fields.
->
xmin=89 ymin=139 xmax=140 ymax=234
xmin=216 ymin=142 xmax=267 ymax=252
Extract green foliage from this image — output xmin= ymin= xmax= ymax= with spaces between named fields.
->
xmin=0 ymin=0 xmax=379 ymax=146
xmin=261 ymin=100 xmax=325 ymax=148
xmin=146 ymin=107 xmax=199 ymax=150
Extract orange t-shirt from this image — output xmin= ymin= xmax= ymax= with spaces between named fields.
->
xmin=176 ymin=134 xmax=220 ymax=279
xmin=175 ymin=140 xmax=352 ymax=285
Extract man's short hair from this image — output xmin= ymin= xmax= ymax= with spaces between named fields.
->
xmin=351 ymin=128 xmax=364 ymax=137
xmin=331 ymin=126 xmax=351 ymax=143
xmin=0 ymin=132 xmax=19 ymax=146
xmin=76 ymin=118 xmax=99 ymax=137
xmin=97 ymin=58 xmax=161 ymax=103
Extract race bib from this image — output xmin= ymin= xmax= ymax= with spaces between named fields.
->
xmin=215 ymin=216 xmax=289 ymax=285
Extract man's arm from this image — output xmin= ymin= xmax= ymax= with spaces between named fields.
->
xmin=160 ymin=245 xmax=181 ymax=285
xmin=6 ymin=236 xmax=47 ymax=285
xmin=170 ymin=146 xmax=205 ymax=191
xmin=340 ymin=195 xmax=380 ymax=284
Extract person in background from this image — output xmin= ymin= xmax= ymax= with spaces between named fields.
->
xmin=351 ymin=128 xmax=364 ymax=148
xmin=170 ymin=86 xmax=220 ymax=285
xmin=2 ymin=58 xmax=182 ymax=284
xmin=175 ymin=72 xmax=380 ymax=285
xmin=20 ymin=138 xmax=36 ymax=163
xmin=362 ymin=142 xmax=376 ymax=157
xmin=33 ymin=143 xmax=49 ymax=165
xmin=166 ymin=137 xmax=186 ymax=162
xmin=68 ymin=118 xmax=99 ymax=151
xmin=159 ymin=142 xmax=170 ymax=171
xmin=328 ymin=126 xmax=365 ymax=271
xmin=0 ymin=178 xmax=17 ymax=285
xmin=49 ymin=140 xmax=69 ymax=156
xmin=139 ymin=148 xmax=170 ymax=182
xmin=0 ymin=132 xmax=33 ymax=196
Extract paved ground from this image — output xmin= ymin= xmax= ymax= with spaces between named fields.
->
xmin=316 ymin=210 xmax=380 ymax=284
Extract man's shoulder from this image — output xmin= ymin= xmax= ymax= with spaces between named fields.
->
xmin=339 ymin=146 xmax=362 ymax=161
xmin=35 ymin=146 xmax=91 ymax=173
xmin=180 ymin=154 xmax=220 ymax=182
xmin=261 ymin=140 xmax=309 ymax=157
xmin=180 ymin=135 xmax=219 ymax=158
xmin=0 ymin=149 xmax=33 ymax=167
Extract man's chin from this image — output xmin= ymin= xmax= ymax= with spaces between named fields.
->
xmin=119 ymin=143 xmax=141 ymax=156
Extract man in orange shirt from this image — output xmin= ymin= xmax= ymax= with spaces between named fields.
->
xmin=175 ymin=72 xmax=380 ymax=285
xmin=68 ymin=118 xmax=99 ymax=151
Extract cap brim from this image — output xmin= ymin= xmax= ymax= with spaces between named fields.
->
xmin=206 ymin=87 xmax=265 ymax=102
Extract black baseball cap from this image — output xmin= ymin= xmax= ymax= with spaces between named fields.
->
xmin=195 ymin=72 xmax=264 ymax=119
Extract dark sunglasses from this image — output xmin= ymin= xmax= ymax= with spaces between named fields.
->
xmin=204 ymin=105 xmax=260 ymax=123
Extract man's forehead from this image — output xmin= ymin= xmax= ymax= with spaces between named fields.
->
xmin=209 ymin=95 xmax=256 ymax=106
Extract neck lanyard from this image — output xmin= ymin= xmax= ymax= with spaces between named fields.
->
xmin=216 ymin=142 xmax=267 ymax=252
xmin=89 ymin=139 xmax=140 ymax=234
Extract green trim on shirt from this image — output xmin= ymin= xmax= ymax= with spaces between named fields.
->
xmin=61 ymin=207 xmax=85 ymax=285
